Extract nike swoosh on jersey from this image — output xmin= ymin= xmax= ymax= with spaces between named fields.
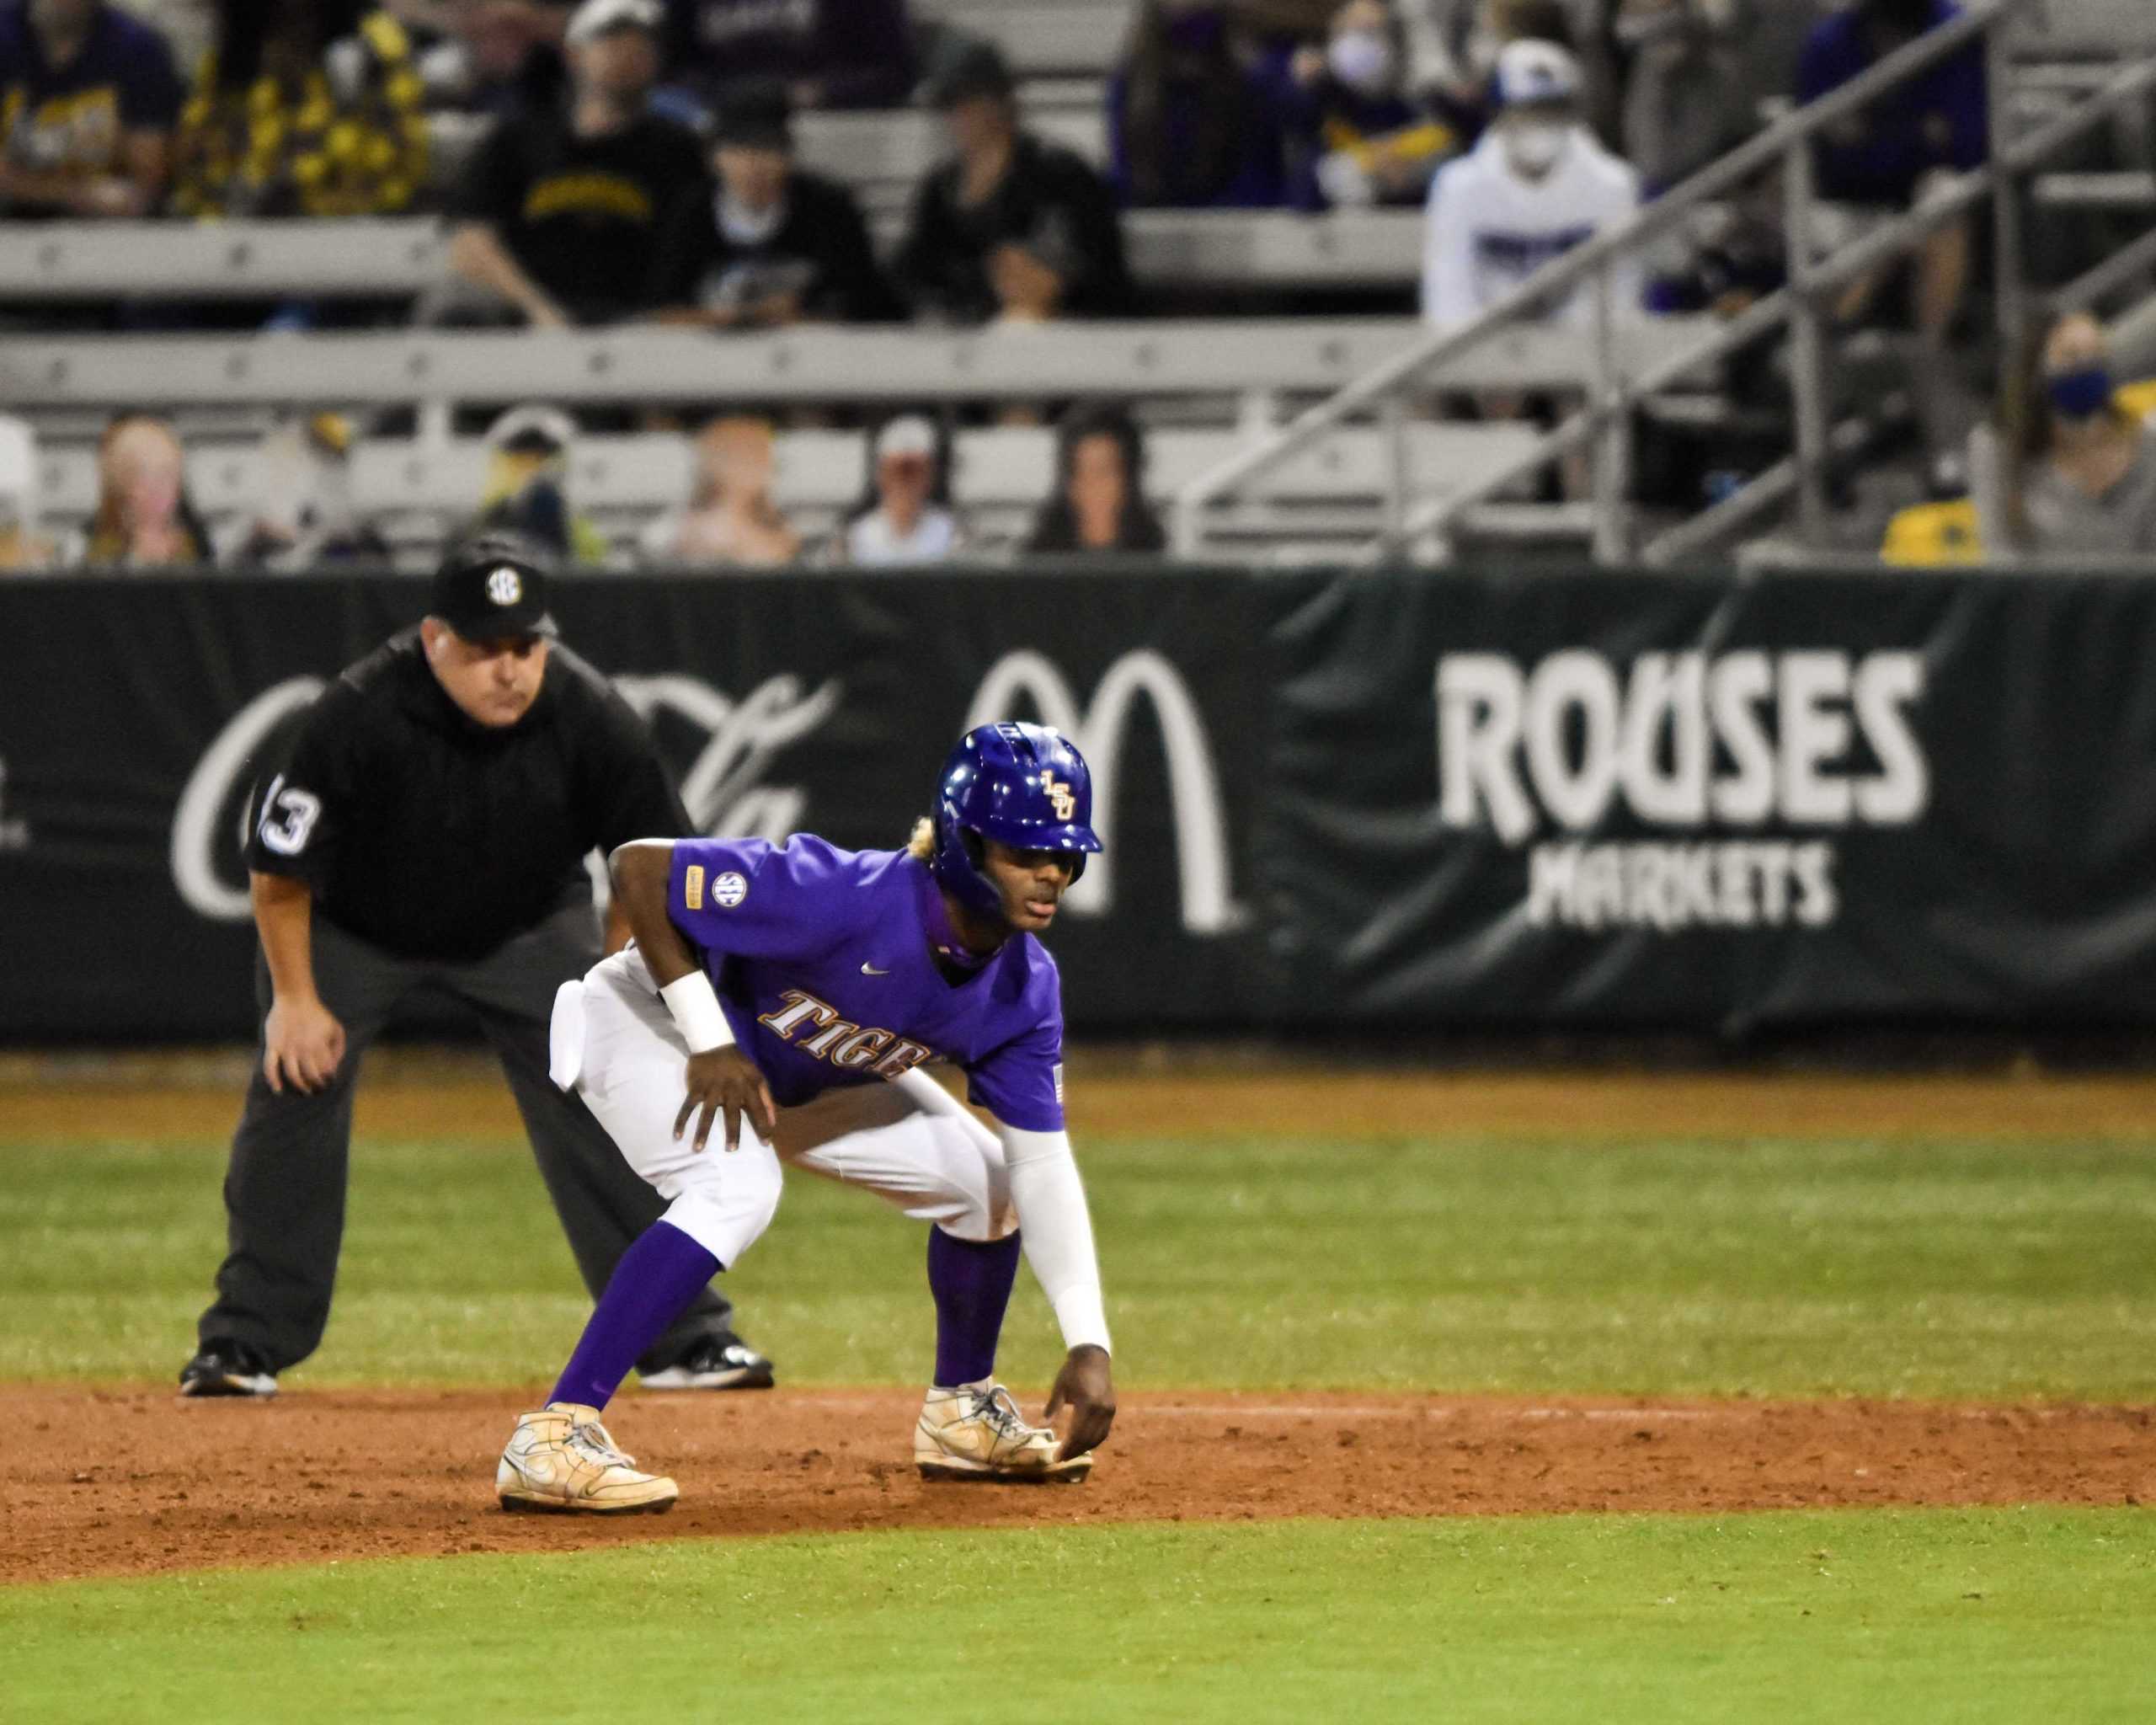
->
xmin=861 ymin=963 xmax=891 ymax=975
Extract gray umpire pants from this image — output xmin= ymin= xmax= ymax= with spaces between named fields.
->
xmin=196 ymin=900 xmax=736 ymax=1375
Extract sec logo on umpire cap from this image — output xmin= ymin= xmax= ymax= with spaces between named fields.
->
xmin=487 ymin=567 xmax=524 ymax=606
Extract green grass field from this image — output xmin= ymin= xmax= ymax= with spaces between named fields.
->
xmin=8 ymin=1097 xmax=2156 ymax=1721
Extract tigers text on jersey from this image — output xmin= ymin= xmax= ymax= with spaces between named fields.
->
xmin=1419 ymin=127 xmax=1642 ymax=332
xmin=667 ymin=836 xmax=1066 ymax=1132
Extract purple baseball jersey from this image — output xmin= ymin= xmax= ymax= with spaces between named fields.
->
xmin=665 ymin=836 xmax=1067 ymax=1132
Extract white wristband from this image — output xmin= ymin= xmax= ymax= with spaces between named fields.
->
xmin=659 ymin=970 xmax=733 ymax=1055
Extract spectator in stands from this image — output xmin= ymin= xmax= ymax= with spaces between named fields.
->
xmin=1023 ymin=403 xmax=1168 ymax=555
xmin=64 ymin=414 xmax=211 ymax=569
xmin=473 ymin=403 xmax=613 ymax=563
xmin=168 ymin=0 xmax=429 ymax=217
xmin=894 ymin=40 xmax=1134 ymax=325
xmin=1107 ymin=1 xmax=1297 ymax=210
xmin=641 ymin=414 xmax=801 ymax=566
xmin=0 ymin=416 xmax=57 ymax=572
xmin=2009 ymin=312 xmax=2156 ymax=557
xmin=650 ymin=77 xmax=898 ymax=328
xmin=447 ymin=0 xmax=704 ymax=327
xmin=659 ymin=0 xmax=913 ymax=116
xmin=1284 ymin=0 xmax=1455 ymax=209
xmin=1420 ymin=40 xmax=1640 ymax=333
xmin=1797 ymin=0 xmax=1983 ymax=348
xmin=836 ymin=412 xmax=964 ymax=567
xmin=0 ymin=0 xmax=183 ymax=216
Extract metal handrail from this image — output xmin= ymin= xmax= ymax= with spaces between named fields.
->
xmin=1171 ymin=0 xmax=2032 ymax=558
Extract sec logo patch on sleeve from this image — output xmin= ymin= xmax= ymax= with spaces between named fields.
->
xmin=712 ymin=871 xmax=749 ymax=908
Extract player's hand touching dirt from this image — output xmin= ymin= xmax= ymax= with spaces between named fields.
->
xmin=675 ymin=1046 xmax=776 ymax=1154
xmin=263 ymin=996 xmax=347 ymax=1095
xmin=1046 ymin=1343 xmax=1116 ymax=1461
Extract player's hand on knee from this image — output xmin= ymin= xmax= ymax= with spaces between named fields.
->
xmin=675 ymin=1048 xmax=776 ymax=1154
xmin=1045 ymin=1343 xmax=1116 ymax=1461
xmin=263 ymin=996 xmax=347 ymax=1095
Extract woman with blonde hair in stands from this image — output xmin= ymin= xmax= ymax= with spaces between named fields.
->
xmin=67 ymin=414 xmax=212 ymax=569
xmin=642 ymin=415 xmax=801 ymax=569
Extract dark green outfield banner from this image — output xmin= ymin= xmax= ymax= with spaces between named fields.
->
xmin=1264 ymin=569 xmax=2156 ymax=1032
xmin=2 ymin=566 xmax=2153 ymax=1040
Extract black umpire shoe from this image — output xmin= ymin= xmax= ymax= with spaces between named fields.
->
xmin=179 ymin=1338 xmax=278 ymax=1398
xmin=639 ymin=1333 xmax=776 ymax=1391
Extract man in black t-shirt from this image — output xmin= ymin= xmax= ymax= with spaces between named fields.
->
xmin=180 ymin=539 xmax=771 ymax=1399
xmin=893 ymin=40 xmax=1132 ymax=327
xmin=446 ymin=0 xmax=706 ymax=326
xmin=650 ymin=77 xmax=899 ymax=328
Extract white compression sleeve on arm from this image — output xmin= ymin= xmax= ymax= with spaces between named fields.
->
xmin=659 ymin=969 xmax=734 ymax=1054
xmin=1001 ymin=1127 xmax=1112 ymax=1355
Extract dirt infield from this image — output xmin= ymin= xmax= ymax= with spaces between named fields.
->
xmin=12 ymin=1386 xmax=2150 ymax=1585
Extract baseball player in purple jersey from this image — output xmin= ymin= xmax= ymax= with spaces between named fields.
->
xmin=495 ymin=722 xmax=1116 ymax=1512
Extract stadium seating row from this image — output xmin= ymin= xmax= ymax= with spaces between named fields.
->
xmin=0 ymin=320 xmax=1717 ymax=409
xmin=0 ymin=211 xmax=1431 ymax=302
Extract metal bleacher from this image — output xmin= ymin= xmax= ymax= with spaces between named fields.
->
xmin=15 ymin=0 xmax=2148 ymax=569
xmin=34 ymin=419 xmax=1547 ymax=563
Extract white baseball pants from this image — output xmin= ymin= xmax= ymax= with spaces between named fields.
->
xmin=548 ymin=947 xmax=1016 ymax=1268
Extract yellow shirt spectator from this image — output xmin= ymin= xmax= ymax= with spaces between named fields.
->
xmin=170 ymin=9 xmax=425 ymax=218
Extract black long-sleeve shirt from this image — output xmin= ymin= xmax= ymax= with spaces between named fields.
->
xmin=893 ymin=132 xmax=1134 ymax=325
xmin=248 ymin=631 xmax=690 ymax=961
xmin=651 ymin=167 xmax=902 ymax=322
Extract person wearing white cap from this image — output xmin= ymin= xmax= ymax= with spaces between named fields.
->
xmin=446 ymin=0 xmax=704 ymax=327
xmin=1419 ymin=37 xmax=1641 ymax=334
xmin=840 ymin=414 xmax=965 ymax=569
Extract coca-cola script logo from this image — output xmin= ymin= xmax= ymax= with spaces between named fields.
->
xmin=168 ymin=672 xmax=841 ymax=922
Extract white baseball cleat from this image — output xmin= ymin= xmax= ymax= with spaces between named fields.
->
xmin=496 ymin=1403 xmax=679 ymax=1514
xmin=915 ymin=1384 xmax=1092 ymax=1483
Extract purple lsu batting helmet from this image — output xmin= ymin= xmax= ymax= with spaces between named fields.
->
xmin=931 ymin=723 xmax=1104 ymax=919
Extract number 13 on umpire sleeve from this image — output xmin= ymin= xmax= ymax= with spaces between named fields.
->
xmin=257 ymin=774 xmax=323 ymax=857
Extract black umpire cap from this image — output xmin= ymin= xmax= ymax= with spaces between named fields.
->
xmin=430 ymin=536 xmax=558 ymax=640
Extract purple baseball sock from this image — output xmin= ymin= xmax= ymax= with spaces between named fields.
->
xmin=549 ymin=1220 xmax=720 ymax=1412
xmin=928 ymin=1226 xmax=1022 ymax=1388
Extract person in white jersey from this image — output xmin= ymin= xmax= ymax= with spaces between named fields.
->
xmin=1419 ymin=38 xmax=1641 ymax=334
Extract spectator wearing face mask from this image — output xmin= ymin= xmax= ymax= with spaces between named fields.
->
xmin=1108 ymin=0 xmax=1297 ymax=210
xmin=1285 ymin=0 xmax=1454 ymax=209
xmin=1421 ymin=39 xmax=1640 ymax=333
xmin=836 ymin=414 xmax=965 ymax=568
xmin=651 ymin=77 xmax=898 ymax=328
xmin=2005 ymin=314 xmax=2156 ymax=558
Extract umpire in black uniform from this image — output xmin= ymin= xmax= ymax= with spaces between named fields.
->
xmin=182 ymin=538 xmax=771 ymax=1397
